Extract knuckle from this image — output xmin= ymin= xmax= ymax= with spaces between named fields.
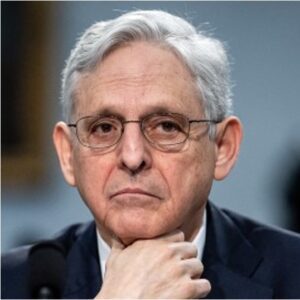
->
xmin=182 ymin=279 xmax=211 ymax=298
xmin=165 ymin=243 xmax=177 ymax=259
xmin=166 ymin=258 xmax=187 ymax=279
xmin=196 ymin=279 xmax=212 ymax=298
xmin=187 ymin=258 xmax=204 ymax=276
xmin=181 ymin=242 xmax=198 ymax=258
xmin=182 ymin=281 xmax=198 ymax=298
xmin=197 ymin=260 xmax=204 ymax=274
xmin=171 ymin=263 xmax=185 ymax=278
xmin=189 ymin=244 xmax=198 ymax=257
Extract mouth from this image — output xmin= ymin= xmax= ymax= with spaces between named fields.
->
xmin=110 ymin=188 xmax=162 ymax=200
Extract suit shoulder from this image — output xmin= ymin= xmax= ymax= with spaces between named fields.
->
xmin=220 ymin=208 xmax=300 ymax=298
xmin=221 ymin=208 xmax=300 ymax=240
xmin=1 ymin=222 xmax=93 ymax=299
xmin=1 ymin=222 xmax=91 ymax=267
xmin=222 ymin=208 xmax=300 ymax=259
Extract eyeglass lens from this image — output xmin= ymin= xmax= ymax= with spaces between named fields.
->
xmin=76 ymin=114 xmax=190 ymax=149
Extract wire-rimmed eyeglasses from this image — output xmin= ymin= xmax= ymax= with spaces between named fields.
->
xmin=68 ymin=112 xmax=221 ymax=151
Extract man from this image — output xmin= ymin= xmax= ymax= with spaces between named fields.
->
xmin=2 ymin=10 xmax=300 ymax=299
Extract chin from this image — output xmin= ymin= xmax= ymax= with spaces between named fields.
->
xmin=114 ymin=224 xmax=161 ymax=245
xmin=103 ymin=206 xmax=179 ymax=245
xmin=110 ymin=214 xmax=169 ymax=245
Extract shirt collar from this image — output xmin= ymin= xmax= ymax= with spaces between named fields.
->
xmin=96 ymin=209 xmax=207 ymax=279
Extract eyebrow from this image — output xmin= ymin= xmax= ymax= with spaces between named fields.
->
xmin=91 ymin=108 xmax=125 ymax=120
xmin=87 ymin=105 xmax=184 ymax=120
xmin=140 ymin=106 xmax=181 ymax=118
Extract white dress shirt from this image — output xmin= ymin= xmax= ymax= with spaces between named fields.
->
xmin=97 ymin=209 xmax=207 ymax=279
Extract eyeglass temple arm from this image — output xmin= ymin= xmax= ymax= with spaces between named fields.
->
xmin=189 ymin=119 xmax=222 ymax=124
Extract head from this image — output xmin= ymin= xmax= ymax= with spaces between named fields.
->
xmin=53 ymin=10 xmax=242 ymax=245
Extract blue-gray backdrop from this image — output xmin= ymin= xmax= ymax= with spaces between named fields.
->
xmin=2 ymin=1 xmax=300 ymax=251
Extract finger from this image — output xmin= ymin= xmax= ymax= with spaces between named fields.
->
xmin=191 ymin=278 xmax=211 ymax=299
xmin=156 ymin=229 xmax=185 ymax=243
xmin=169 ymin=242 xmax=198 ymax=259
xmin=180 ymin=258 xmax=204 ymax=278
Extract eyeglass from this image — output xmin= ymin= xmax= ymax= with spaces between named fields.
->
xmin=68 ymin=112 xmax=221 ymax=151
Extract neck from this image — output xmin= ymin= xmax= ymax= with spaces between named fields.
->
xmin=180 ymin=204 xmax=206 ymax=242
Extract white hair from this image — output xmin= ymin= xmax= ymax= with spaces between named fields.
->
xmin=61 ymin=10 xmax=233 ymax=136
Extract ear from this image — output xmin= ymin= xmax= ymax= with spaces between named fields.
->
xmin=214 ymin=116 xmax=243 ymax=181
xmin=53 ymin=122 xmax=76 ymax=186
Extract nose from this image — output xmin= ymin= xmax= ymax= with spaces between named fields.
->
xmin=117 ymin=122 xmax=152 ymax=175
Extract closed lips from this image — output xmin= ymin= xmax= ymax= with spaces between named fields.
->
xmin=111 ymin=188 xmax=161 ymax=199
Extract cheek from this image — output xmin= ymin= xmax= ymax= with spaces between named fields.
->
xmin=72 ymin=150 xmax=114 ymax=215
xmin=160 ymin=142 xmax=215 ymax=210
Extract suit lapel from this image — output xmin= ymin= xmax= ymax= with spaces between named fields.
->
xmin=202 ymin=202 xmax=273 ymax=298
xmin=204 ymin=262 xmax=273 ymax=298
xmin=62 ymin=222 xmax=102 ymax=299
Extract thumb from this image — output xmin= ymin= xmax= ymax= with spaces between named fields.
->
xmin=156 ymin=229 xmax=185 ymax=243
xmin=111 ymin=234 xmax=125 ymax=252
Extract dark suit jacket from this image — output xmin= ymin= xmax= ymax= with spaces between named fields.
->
xmin=2 ymin=202 xmax=300 ymax=299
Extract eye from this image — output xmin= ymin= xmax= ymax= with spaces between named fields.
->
xmin=159 ymin=120 xmax=182 ymax=132
xmin=93 ymin=123 xmax=113 ymax=133
xmin=89 ymin=119 xmax=118 ymax=135
xmin=143 ymin=114 xmax=188 ymax=146
xmin=144 ymin=115 xmax=186 ymax=137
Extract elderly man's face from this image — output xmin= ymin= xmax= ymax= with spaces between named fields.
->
xmin=60 ymin=42 xmax=219 ymax=244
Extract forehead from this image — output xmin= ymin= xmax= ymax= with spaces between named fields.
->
xmin=73 ymin=42 xmax=203 ymax=118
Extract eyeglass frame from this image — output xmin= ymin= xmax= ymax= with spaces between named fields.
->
xmin=67 ymin=112 xmax=222 ymax=150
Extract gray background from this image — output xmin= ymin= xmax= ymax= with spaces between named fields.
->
xmin=2 ymin=1 xmax=300 ymax=251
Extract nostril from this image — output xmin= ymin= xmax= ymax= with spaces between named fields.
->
xmin=124 ymin=160 xmax=146 ymax=176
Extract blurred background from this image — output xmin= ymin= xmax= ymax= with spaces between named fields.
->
xmin=2 ymin=1 xmax=300 ymax=252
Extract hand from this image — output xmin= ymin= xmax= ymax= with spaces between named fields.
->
xmin=95 ymin=230 xmax=211 ymax=299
